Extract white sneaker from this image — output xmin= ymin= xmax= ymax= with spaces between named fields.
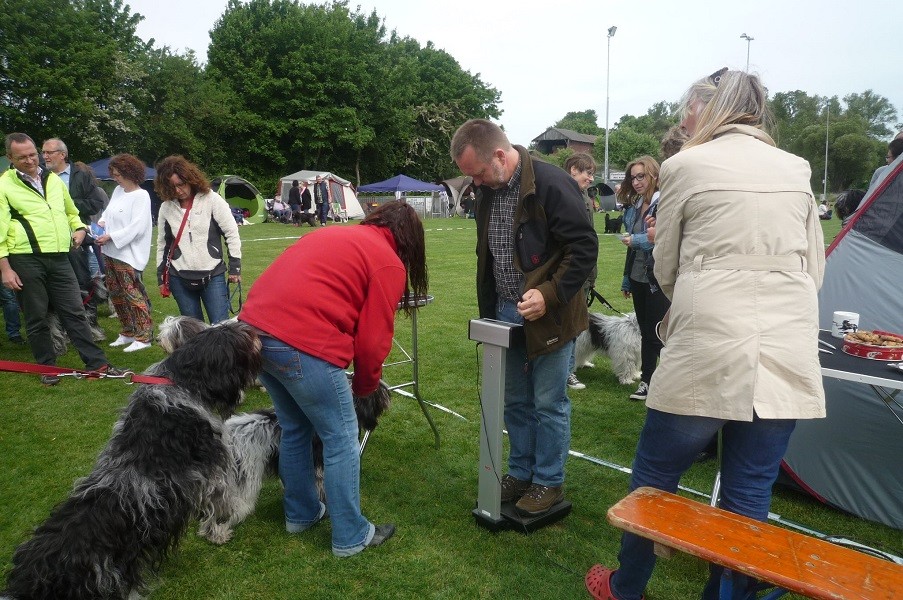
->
xmin=567 ymin=373 xmax=586 ymax=390
xmin=110 ymin=335 xmax=135 ymax=347
xmin=124 ymin=340 xmax=152 ymax=353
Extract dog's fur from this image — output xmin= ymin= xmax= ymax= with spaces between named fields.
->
xmin=3 ymin=321 xmax=262 ymax=600
xmin=574 ymin=312 xmax=641 ymax=384
xmin=161 ymin=316 xmax=390 ymax=509
xmin=604 ymin=213 xmax=624 ymax=234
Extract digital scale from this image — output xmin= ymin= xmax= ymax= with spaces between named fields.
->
xmin=468 ymin=318 xmax=572 ymax=532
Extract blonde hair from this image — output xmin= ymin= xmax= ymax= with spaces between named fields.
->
xmin=681 ymin=69 xmax=772 ymax=150
xmin=617 ymin=155 xmax=660 ymax=207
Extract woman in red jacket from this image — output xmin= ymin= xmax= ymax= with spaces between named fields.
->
xmin=239 ymin=201 xmax=427 ymax=557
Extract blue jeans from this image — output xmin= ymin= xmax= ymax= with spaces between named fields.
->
xmin=496 ymin=299 xmax=573 ymax=487
xmin=610 ymin=409 xmax=796 ymax=600
xmin=0 ymin=285 xmax=22 ymax=340
xmin=169 ymin=272 xmax=230 ymax=324
xmin=257 ymin=336 xmax=375 ymax=557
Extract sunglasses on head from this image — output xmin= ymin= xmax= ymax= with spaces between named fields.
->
xmin=709 ymin=67 xmax=728 ymax=87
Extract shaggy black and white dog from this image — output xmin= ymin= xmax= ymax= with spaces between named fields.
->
xmin=160 ymin=316 xmax=390 ymax=510
xmin=3 ymin=320 xmax=262 ymax=600
xmin=574 ymin=312 xmax=641 ymax=384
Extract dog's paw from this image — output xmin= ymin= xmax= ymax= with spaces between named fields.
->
xmin=199 ymin=523 xmax=234 ymax=545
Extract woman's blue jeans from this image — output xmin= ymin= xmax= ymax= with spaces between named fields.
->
xmin=257 ymin=336 xmax=374 ymax=557
xmin=610 ymin=409 xmax=796 ymax=600
xmin=169 ymin=272 xmax=230 ymax=324
xmin=496 ymin=298 xmax=573 ymax=487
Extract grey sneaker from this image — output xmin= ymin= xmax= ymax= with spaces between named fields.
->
xmin=500 ymin=474 xmax=531 ymax=503
xmin=40 ymin=374 xmax=61 ymax=386
xmin=629 ymin=381 xmax=649 ymax=401
xmin=515 ymin=483 xmax=564 ymax=516
xmin=366 ymin=524 xmax=395 ymax=548
xmin=567 ymin=373 xmax=586 ymax=390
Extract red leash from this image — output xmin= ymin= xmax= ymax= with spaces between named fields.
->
xmin=0 ymin=360 xmax=172 ymax=385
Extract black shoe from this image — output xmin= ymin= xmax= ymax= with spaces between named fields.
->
xmin=629 ymin=381 xmax=649 ymax=401
xmin=367 ymin=524 xmax=395 ymax=548
xmin=500 ymin=474 xmax=531 ymax=503
xmin=41 ymin=374 xmax=61 ymax=386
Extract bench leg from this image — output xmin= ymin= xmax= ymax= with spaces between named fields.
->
xmin=718 ymin=570 xmax=789 ymax=600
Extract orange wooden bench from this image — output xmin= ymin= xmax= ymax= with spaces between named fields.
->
xmin=607 ymin=487 xmax=903 ymax=600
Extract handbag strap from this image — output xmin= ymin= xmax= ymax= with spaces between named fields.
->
xmin=163 ymin=199 xmax=192 ymax=286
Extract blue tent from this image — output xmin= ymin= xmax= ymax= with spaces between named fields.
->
xmin=358 ymin=174 xmax=443 ymax=193
xmin=88 ymin=157 xmax=156 ymax=181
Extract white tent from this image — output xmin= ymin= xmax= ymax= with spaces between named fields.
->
xmin=279 ymin=170 xmax=364 ymax=220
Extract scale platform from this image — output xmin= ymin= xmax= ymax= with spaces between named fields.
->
xmin=474 ymin=499 xmax=572 ymax=533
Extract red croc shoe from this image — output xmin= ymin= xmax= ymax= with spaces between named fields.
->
xmin=585 ymin=564 xmax=645 ymax=600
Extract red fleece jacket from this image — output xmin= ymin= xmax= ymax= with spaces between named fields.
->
xmin=240 ymin=225 xmax=405 ymax=395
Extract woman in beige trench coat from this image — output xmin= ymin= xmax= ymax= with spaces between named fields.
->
xmin=585 ymin=69 xmax=826 ymax=600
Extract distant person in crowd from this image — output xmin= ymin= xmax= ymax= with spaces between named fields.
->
xmin=818 ymin=199 xmax=830 ymax=219
xmin=660 ymin=125 xmax=689 ymax=162
xmin=617 ymin=155 xmax=669 ymax=402
xmin=1 ymin=285 xmax=24 ymax=345
xmin=562 ymin=151 xmax=599 ymax=391
xmin=451 ymin=119 xmax=598 ymax=517
xmin=95 ymin=153 xmax=153 ymax=353
xmin=313 ymin=175 xmax=330 ymax=226
xmin=75 ymin=161 xmax=110 ymax=278
xmin=461 ymin=186 xmax=475 ymax=218
xmin=154 ymin=155 xmax=242 ymax=324
xmin=42 ymin=137 xmax=107 ymax=340
xmin=586 ymin=68 xmax=826 ymax=600
xmin=287 ymin=179 xmax=302 ymax=221
xmin=834 ymin=188 xmax=866 ymax=224
xmin=867 ymin=131 xmax=903 ymax=191
xmin=272 ymin=197 xmax=291 ymax=222
xmin=239 ymin=201 xmax=428 ymax=557
xmin=1 ymin=133 xmax=126 ymax=385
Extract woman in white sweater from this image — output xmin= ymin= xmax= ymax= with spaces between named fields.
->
xmin=96 ymin=154 xmax=153 ymax=352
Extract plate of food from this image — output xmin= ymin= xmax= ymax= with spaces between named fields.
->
xmin=842 ymin=330 xmax=903 ymax=361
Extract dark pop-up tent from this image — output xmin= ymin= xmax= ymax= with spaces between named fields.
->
xmin=211 ymin=175 xmax=266 ymax=223
xmin=358 ymin=174 xmax=444 ymax=194
xmin=782 ymin=156 xmax=903 ymax=530
xmin=88 ymin=157 xmax=156 ymax=181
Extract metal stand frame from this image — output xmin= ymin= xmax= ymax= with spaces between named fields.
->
xmin=381 ymin=295 xmax=440 ymax=449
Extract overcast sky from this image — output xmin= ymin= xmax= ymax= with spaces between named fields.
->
xmin=127 ymin=0 xmax=902 ymax=147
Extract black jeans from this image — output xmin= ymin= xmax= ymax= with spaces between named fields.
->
xmin=629 ymin=278 xmax=670 ymax=384
xmin=8 ymin=253 xmax=107 ymax=368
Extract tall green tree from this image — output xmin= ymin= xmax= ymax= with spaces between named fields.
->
xmin=553 ymin=110 xmax=602 ymax=135
xmin=0 ymin=0 xmax=150 ymax=160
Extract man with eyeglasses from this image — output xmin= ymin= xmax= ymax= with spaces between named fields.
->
xmin=0 ymin=133 xmax=126 ymax=385
xmin=41 ymin=138 xmax=107 ymax=341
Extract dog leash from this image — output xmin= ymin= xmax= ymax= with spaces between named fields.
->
xmin=229 ymin=280 xmax=243 ymax=315
xmin=0 ymin=360 xmax=172 ymax=385
xmin=587 ymin=287 xmax=628 ymax=316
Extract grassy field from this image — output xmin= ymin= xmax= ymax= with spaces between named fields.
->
xmin=1 ymin=212 xmax=897 ymax=599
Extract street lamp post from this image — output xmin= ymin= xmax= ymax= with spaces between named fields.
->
xmin=823 ymin=102 xmax=830 ymax=200
xmin=604 ymin=25 xmax=617 ymax=185
xmin=740 ymin=33 xmax=754 ymax=71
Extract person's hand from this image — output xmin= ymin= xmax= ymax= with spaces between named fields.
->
xmin=517 ymin=288 xmax=546 ymax=321
xmin=228 ymin=274 xmax=241 ymax=283
xmin=72 ymin=229 xmax=87 ymax=248
xmin=95 ymin=233 xmax=111 ymax=246
xmin=646 ymin=226 xmax=656 ymax=243
xmin=2 ymin=268 xmax=23 ymax=291
xmin=622 ymin=290 xmax=631 ymax=299
xmin=621 ymin=235 xmax=631 ymax=247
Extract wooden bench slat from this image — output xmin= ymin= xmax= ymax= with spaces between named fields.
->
xmin=607 ymin=487 xmax=903 ymax=600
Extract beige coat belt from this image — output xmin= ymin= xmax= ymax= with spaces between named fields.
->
xmin=679 ymin=254 xmax=806 ymax=274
